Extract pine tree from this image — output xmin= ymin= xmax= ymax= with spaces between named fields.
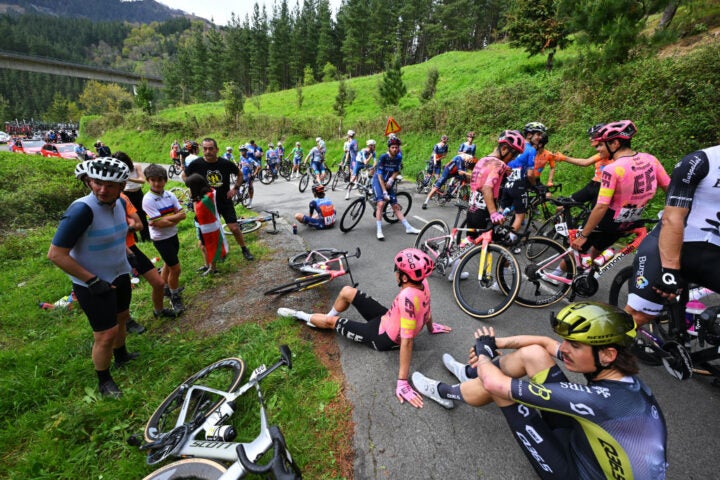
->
xmin=504 ymin=0 xmax=570 ymax=71
xmin=378 ymin=55 xmax=407 ymax=107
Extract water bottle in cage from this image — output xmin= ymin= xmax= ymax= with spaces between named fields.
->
xmin=205 ymin=425 xmax=237 ymax=441
xmin=593 ymin=248 xmax=616 ymax=266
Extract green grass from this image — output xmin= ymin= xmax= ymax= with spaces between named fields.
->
xmin=0 ymin=154 xmax=348 ymax=479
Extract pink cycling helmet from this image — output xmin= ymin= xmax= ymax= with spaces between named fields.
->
xmin=394 ymin=248 xmax=434 ymax=282
xmin=595 ymin=120 xmax=637 ymax=142
xmin=498 ymin=130 xmax=526 ymax=154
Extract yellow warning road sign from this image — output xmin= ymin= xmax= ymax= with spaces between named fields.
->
xmin=384 ymin=117 xmax=401 ymax=136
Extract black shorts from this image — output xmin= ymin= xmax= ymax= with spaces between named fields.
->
xmin=73 ymin=274 xmax=132 ymax=332
xmin=153 ymin=234 xmax=180 ymax=267
xmin=570 ymin=180 xmax=600 ymax=206
xmin=466 ymin=209 xmax=491 ymax=240
xmin=334 ymin=290 xmax=397 ymax=351
xmin=500 ymin=188 xmax=528 ymax=214
xmin=129 ymin=244 xmax=155 ymax=275
xmin=217 ymin=198 xmax=237 ymax=224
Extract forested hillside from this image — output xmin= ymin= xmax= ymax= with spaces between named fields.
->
xmin=0 ymin=0 xmax=187 ymax=22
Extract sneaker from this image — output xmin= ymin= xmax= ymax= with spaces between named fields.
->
xmin=512 ymin=246 xmax=522 ymax=254
xmin=442 ymin=353 xmax=469 ymax=383
xmin=277 ymin=307 xmax=298 ymax=318
xmin=154 ymin=308 xmax=178 ymax=318
xmin=246 ymin=202 xmax=253 ymax=209
xmin=411 ymin=372 xmax=454 ymax=409
xmin=405 ymin=225 xmax=421 ymax=235
xmin=377 ymin=230 xmax=385 ymax=241
xmin=486 ymin=281 xmax=501 ymax=292
xmin=242 ymin=248 xmax=255 ymax=261
xmin=545 ymin=267 xmax=564 ymax=286
xmin=197 ymin=265 xmax=210 ymax=273
xmin=114 ymin=351 xmax=140 ymax=368
xmin=99 ymin=379 xmax=122 ymax=399
xmin=446 ymin=259 xmax=469 ymax=282
xmin=164 ymin=286 xmax=184 ymax=298
xmin=170 ymin=294 xmax=185 ymax=313
xmin=126 ymin=318 xmax=146 ymax=334
xmin=421 ymin=203 xmax=428 ymax=210
xmin=201 ymin=267 xmax=218 ymax=276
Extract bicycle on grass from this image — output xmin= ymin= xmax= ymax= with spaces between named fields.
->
xmin=222 ymin=210 xmax=281 ymax=236
xmin=128 ymin=345 xmax=301 ymax=479
xmin=609 ymin=268 xmax=720 ymax=383
xmin=512 ymin=220 xmax=655 ymax=308
xmin=415 ymin=219 xmax=521 ymax=319
xmin=339 ymin=182 xmax=412 ymax=233
xmin=298 ymin=163 xmax=331 ymax=193
xmin=264 ymin=247 xmax=361 ymax=295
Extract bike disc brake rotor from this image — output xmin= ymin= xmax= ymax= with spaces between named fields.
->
xmin=661 ymin=341 xmax=693 ymax=380
xmin=571 ymin=273 xmax=598 ymax=297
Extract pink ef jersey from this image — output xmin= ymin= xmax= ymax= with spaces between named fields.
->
xmin=379 ymin=279 xmax=431 ymax=342
xmin=468 ymin=155 xmax=510 ymax=211
xmin=597 ymin=152 xmax=670 ymax=222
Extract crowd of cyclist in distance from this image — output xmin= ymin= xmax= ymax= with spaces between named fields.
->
xmin=43 ymin=117 xmax=720 ymax=479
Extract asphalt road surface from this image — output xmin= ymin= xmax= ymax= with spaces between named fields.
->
xmin=241 ymin=173 xmax=720 ymax=480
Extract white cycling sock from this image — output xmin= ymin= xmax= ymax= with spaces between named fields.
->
xmin=296 ymin=311 xmax=312 ymax=322
xmin=327 ymin=307 xmax=339 ymax=317
xmin=376 ymin=221 xmax=383 ymax=230
xmin=402 ymin=219 xmax=411 ymax=228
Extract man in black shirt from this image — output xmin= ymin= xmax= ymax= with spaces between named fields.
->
xmin=183 ymin=137 xmax=254 ymax=260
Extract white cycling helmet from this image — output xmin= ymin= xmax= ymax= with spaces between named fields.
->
xmin=74 ymin=160 xmax=90 ymax=179
xmin=315 ymin=137 xmax=322 ymax=143
xmin=347 ymin=130 xmax=355 ymax=137
xmin=295 ymin=141 xmax=301 ymax=146
xmin=268 ymin=142 xmax=274 ymax=147
xmin=226 ymin=146 xmax=232 ymax=151
xmin=366 ymin=139 xmax=376 ymax=146
xmin=86 ymin=157 xmax=129 ymax=182
xmin=278 ymin=141 xmax=283 ymax=146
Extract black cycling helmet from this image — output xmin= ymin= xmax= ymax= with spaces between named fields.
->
xmin=387 ymin=136 xmax=402 ymax=147
xmin=587 ymin=123 xmax=606 ymax=139
xmin=311 ymin=184 xmax=325 ymax=196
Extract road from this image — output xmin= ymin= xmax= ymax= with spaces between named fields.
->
xmin=244 ymin=174 xmax=719 ymax=479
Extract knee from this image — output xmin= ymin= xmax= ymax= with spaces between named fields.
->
xmin=339 ymin=286 xmax=357 ymax=302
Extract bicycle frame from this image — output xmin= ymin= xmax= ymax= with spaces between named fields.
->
xmin=418 ymin=224 xmax=498 ymax=276
xmin=297 ymin=248 xmax=361 ymax=287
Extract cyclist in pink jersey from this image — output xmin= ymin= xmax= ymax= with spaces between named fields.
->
xmin=570 ymin=120 xmax=670 ymax=257
xmin=277 ymin=248 xmax=452 ymax=408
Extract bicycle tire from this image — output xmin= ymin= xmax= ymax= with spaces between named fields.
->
xmin=452 ymin=244 xmax=520 ymax=319
xmin=168 ymin=164 xmax=181 ymax=179
xmin=414 ymin=220 xmax=451 ymax=270
xmin=298 ymin=174 xmax=309 ymax=193
xmin=340 ymin=197 xmax=366 ymax=232
xmin=513 ymin=237 xmax=574 ymax=308
xmin=260 ymin=167 xmax=274 ymax=185
xmin=279 ymin=162 xmax=292 ymax=180
xmin=169 ymin=187 xmax=190 ymax=205
xmin=536 ymin=212 xmax=567 ymax=245
xmin=288 ymin=249 xmax=344 ymax=272
xmin=415 ymin=171 xmax=426 ymax=193
xmin=240 ymin=220 xmax=262 ymax=234
xmin=331 ymin=172 xmax=341 ymax=191
xmin=321 ymin=169 xmax=332 ymax=187
xmin=383 ymin=191 xmax=412 ymax=224
xmin=142 ymin=457 xmax=227 ymax=480
xmin=144 ymin=357 xmax=245 ymax=442
xmin=264 ymin=273 xmax=333 ymax=295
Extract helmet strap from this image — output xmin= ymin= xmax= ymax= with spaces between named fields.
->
xmin=604 ymin=141 xmax=620 ymax=159
xmin=584 ymin=345 xmax=611 ymax=381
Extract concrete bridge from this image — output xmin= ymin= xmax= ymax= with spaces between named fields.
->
xmin=0 ymin=50 xmax=163 ymax=88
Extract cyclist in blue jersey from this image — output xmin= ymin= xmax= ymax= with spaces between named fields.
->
xmin=500 ymin=121 xmax=544 ymax=246
xmin=343 ymin=130 xmax=359 ymax=169
xmin=627 ymin=144 xmax=720 ymax=327
xmin=266 ymin=142 xmax=279 ymax=177
xmin=304 ymin=143 xmax=328 ymax=184
xmin=423 ymin=134 xmax=449 ymax=185
xmin=238 ymin=144 xmax=257 ymax=209
xmin=413 ymin=302 xmax=667 ymax=480
xmin=346 ymin=139 xmax=377 ymax=200
xmin=458 ymin=131 xmax=477 ymax=157
xmin=421 ymin=152 xmax=475 ymax=209
xmin=373 ymin=136 xmax=421 ymax=240
xmin=294 ymin=184 xmax=336 ymax=230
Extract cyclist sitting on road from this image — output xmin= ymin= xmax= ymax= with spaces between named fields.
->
xmin=373 ymin=136 xmax=421 ymax=240
xmin=421 ymin=152 xmax=476 ymax=209
xmin=458 ymin=131 xmax=477 ymax=157
xmin=569 ymin=120 xmax=670 ymax=264
xmin=412 ymin=302 xmax=667 ymax=480
xmin=277 ymin=248 xmax=452 ymax=408
xmin=499 ymin=122 xmax=543 ymax=245
xmin=238 ymin=144 xmax=258 ymax=209
xmin=626 ymin=144 xmax=720 ymax=327
xmin=304 ymin=141 xmax=328 ymax=184
xmin=266 ymin=142 xmax=279 ymax=177
xmin=345 ymin=139 xmax=377 ymax=200
xmin=290 ymin=141 xmax=303 ymax=179
xmin=294 ymin=184 xmax=336 ymax=230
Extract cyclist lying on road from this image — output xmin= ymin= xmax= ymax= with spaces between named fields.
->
xmin=413 ymin=302 xmax=668 ymax=480
xmin=277 ymin=248 xmax=451 ymax=408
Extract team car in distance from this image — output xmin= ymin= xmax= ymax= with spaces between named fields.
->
xmin=10 ymin=139 xmax=44 ymax=154
xmin=40 ymin=143 xmax=79 ymax=159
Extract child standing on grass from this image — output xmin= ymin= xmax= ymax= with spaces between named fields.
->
xmin=185 ymin=174 xmax=228 ymax=275
xmin=142 ymin=164 xmax=187 ymax=315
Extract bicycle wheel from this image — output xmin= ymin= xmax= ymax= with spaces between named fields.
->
xmin=321 ymin=169 xmax=332 ymax=187
xmin=169 ymin=187 xmax=190 ymax=205
xmin=240 ymin=220 xmax=262 ymax=234
xmin=144 ymin=357 xmax=245 ymax=442
xmin=264 ymin=273 xmax=333 ymax=295
xmin=288 ymin=249 xmax=344 ymax=272
xmin=513 ymin=237 xmax=574 ymax=308
xmin=457 ymin=184 xmax=471 ymax=203
xmin=383 ymin=191 xmax=412 ymax=224
xmin=452 ymin=244 xmax=520 ymax=319
xmin=414 ymin=220 xmax=451 ymax=265
xmin=331 ymin=171 xmax=342 ymax=191
xmin=168 ymin=164 xmax=181 ymax=179
xmin=279 ymin=162 xmax=292 ymax=180
xmin=142 ymin=458 xmax=227 ymax=480
xmin=340 ymin=198 xmax=366 ymax=232
xmin=415 ymin=171 xmax=426 ymax=193
xmin=298 ymin=174 xmax=309 ymax=193
xmin=260 ymin=167 xmax=274 ymax=185
xmin=536 ymin=213 xmax=567 ymax=245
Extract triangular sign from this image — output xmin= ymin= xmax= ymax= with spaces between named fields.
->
xmin=384 ymin=117 xmax=402 ymax=136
